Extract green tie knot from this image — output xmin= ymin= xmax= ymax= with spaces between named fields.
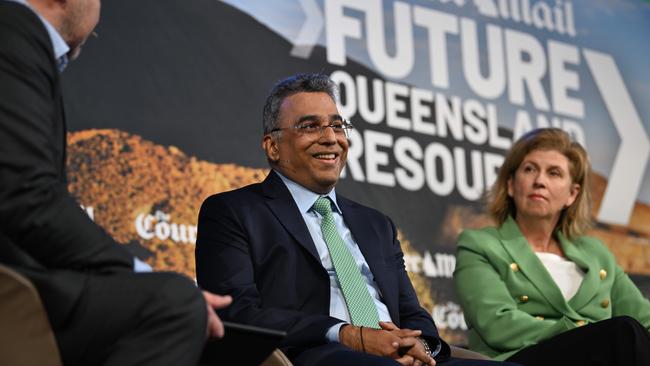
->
xmin=312 ymin=197 xmax=333 ymax=217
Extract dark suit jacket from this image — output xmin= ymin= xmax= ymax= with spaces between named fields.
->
xmin=0 ymin=1 xmax=133 ymax=329
xmin=196 ymin=171 xmax=448 ymax=357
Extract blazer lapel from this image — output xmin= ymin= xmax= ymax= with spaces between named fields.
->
xmin=337 ymin=197 xmax=397 ymax=319
xmin=498 ymin=217 xmax=580 ymax=318
xmin=561 ymin=234 xmax=599 ymax=311
xmin=261 ymin=172 xmax=321 ymax=263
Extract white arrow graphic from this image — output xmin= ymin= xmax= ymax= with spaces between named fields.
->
xmin=291 ymin=0 xmax=324 ymax=59
xmin=584 ymin=49 xmax=650 ymax=225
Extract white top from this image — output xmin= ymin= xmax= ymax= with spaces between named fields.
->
xmin=536 ymin=252 xmax=585 ymax=300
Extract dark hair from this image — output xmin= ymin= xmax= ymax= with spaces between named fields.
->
xmin=487 ymin=128 xmax=592 ymax=239
xmin=262 ymin=73 xmax=338 ymax=134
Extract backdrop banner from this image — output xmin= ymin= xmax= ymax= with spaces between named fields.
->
xmin=62 ymin=0 xmax=650 ymax=344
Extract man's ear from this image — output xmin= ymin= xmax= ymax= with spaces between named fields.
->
xmin=262 ymin=134 xmax=279 ymax=162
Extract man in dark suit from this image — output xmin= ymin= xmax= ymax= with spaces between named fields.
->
xmin=0 ymin=1 xmax=230 ymax=365
xmin=196 ymin=73 xmax=515 ymax=366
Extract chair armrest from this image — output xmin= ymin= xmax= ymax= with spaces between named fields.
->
xmin=0 ymin=265 xmax=63 ymax=366
xmin=261 ymin=349 xmax=294 ymax=366
xmin=450 ymin=344 xmax=491 ymax=360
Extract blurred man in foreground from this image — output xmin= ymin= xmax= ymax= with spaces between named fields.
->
xmin=0 ymin=1 xmax=230 ymax=364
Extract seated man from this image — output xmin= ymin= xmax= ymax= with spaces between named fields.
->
xmin=196 ymin=73 xmax=515 ymax=366
xmin=0 ymin=1 xmax=229 ymax=365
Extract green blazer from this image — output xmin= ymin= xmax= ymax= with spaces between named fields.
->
xmin=454 ymin=216 xmax=650 ymax=360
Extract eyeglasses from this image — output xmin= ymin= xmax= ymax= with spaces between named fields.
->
xmin=270 ymin=120 xmax=354 ymax=138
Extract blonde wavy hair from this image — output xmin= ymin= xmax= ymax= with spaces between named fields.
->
xmin=487 ymin=128 xmax=592 ymax=239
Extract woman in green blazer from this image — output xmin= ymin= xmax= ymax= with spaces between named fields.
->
xmin=454 ymin=128 xmax=650 ymax=365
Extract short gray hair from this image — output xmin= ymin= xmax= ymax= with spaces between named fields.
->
xmin=262 ymin=73 xmax=339 ymax=134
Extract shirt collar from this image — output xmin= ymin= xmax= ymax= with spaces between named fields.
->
xmin=274 ymin=170 xmax=342 ymax=215
xmin=8 ymin=0 xmax=70 ymax=71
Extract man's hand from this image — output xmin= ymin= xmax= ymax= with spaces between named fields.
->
xmin=379 ymin=322 xmax=436 ymax=366
xmin=202 ymin=291 xmax=232 ymax=338
xmin=339 ymin=324 xmax=419 ymax=365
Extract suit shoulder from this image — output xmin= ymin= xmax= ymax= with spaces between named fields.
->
xmin=337 ymin=195 xmax=389 ymax=221
xmin=456 ymin=226 xmax=500 ymax=252
xmin=200 ymin=182 xmax=263 ymax=209
xmin=0 ymin=4 xmax=54 ymax=71
xmin=0 ymin=3 xmax=48 ymax=43
xmin=573 ymin=235 xmax=616 ymax=261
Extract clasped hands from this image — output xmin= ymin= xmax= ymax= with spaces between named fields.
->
xmin=340 ymin=321 xmax=436 ymax=366
xmin=200 ymin=294 xmax=436 ymax=366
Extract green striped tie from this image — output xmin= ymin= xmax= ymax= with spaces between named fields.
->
xmin=312 ymin=197 xmax=380 ymax=329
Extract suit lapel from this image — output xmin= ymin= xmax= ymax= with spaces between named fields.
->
xmin=499 ymin=217 xmax=580 ymax=318
xmin=337 ymin=197 xmax=397 ymax=318
xmin=561 ymin=234 xmax=599 ymax=311
xmin=59 ymin=93 xmax=67 ymax=177
xmin=261 ymin=171 xmax=321 ymax=263
xmin=338 ymin=198 xmax=385 ymax=276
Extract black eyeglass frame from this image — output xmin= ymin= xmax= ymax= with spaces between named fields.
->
xmin=269 ymin=120 xmax=354 ymax=138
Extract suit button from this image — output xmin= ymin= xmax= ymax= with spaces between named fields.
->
xmin=575 ymin=320 xmax=586 ymax=326
xmin=599 ymin=269 xmax=607 ymax=280
xmin=519 ymin=295 xmax=529 ymax=303
xmin=535 ymin=316 xmax=544 ymax=320
xmin=510 ymin=263 xmax=520 ymax=272
xmin=601 ymin=299 xmax=610 ymax=308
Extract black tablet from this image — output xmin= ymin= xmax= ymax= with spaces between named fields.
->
xmin=200 ymin=321 xmax=287 ymax=365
